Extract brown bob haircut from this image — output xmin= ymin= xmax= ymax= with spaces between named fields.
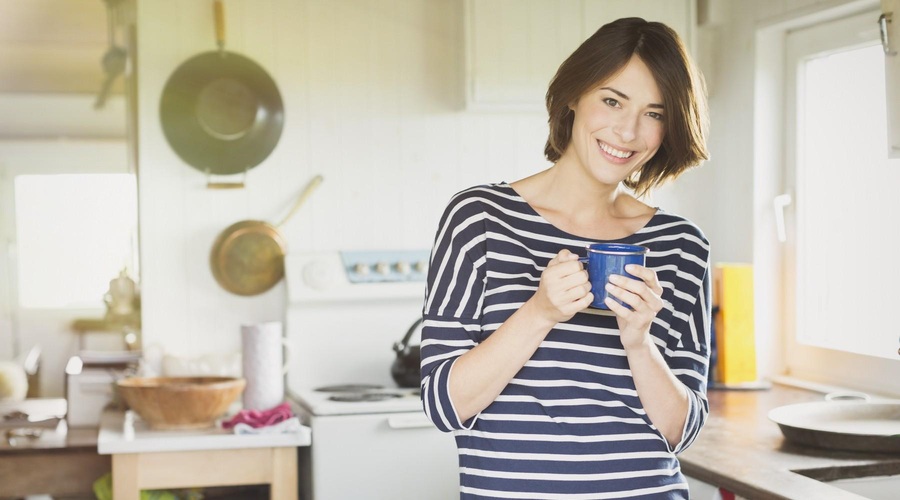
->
xmin=544 ymin=17 xmax=709 ymax=196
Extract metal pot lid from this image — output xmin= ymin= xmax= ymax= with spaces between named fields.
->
xmin=769 ymin=401 xmax=900 ymax=453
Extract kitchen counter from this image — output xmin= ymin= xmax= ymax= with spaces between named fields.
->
xmin=1 ymin=399 xmax=110 ymax=498
xmin=98 ymin=409 xmax=310 ymax=500
xmin=97 ymin=409 xmax=310 ymax=454
xmin=680 ymin=383 xmax=900 ymax=499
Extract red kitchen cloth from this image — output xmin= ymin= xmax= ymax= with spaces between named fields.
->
xmin=221 ymin=402 xmax=293 ymax=429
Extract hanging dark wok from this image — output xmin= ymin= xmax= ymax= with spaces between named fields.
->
xmin=159 ymin=0 xmax=283 ymax=177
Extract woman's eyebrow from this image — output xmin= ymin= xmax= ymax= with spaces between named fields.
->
xmin=600 ymin=86 xmax=665 ymax=109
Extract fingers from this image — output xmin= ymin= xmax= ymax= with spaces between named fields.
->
xmin=609 ymin=266 xmax=663 ymax=298
xmin=604 ymin=283 xmax=642 ymax=312
xmin=573 ymin=290 xmax=595 ymax=310
xmin=624 ymin=264 xmax=664 ymax=295
xmin=549 ymin=248 xmax=578 ymax=266
xmin=603 ymin=294 xmax=631 ymax=315
xmin=605 ymin=266 xmax=664 ymax=313
xmin=548 ymin=266 xmax=590 ymax=302
xmin=545 ymin=252 xmax=586 ymax=280
xmin=540 ymin=250 xmax=592 ymax=320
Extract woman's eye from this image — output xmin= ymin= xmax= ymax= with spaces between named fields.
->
xmin=602 ymin=98 xmax=620 ymax=108
xmin=647 ymin=111 xmax=664 ymax=121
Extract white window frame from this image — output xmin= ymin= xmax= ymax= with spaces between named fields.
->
xmin=754 ymin=0 xmax=900 ymax=396
xmin=0 ymin=139 xmax=136 ymax=393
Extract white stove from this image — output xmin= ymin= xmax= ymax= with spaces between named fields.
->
xmin=284 ymin=250 xmax=458 ymax=500
xmin=285 ymin=250 xmax=431 ymax=395
xmin=292 ymin=384 xmax=420 ymax=416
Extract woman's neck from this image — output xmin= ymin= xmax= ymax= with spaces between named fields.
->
xmin=510 ymin=165 xmax=655 ymax=240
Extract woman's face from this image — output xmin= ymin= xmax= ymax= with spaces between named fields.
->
xmin=566 ymin=55 xmax=666 ymax=187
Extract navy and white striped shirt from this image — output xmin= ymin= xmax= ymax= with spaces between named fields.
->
xmin=421 ymin=183 xmax=711 ymax=499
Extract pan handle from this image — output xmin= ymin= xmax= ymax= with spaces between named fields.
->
xmin=275 ymin=174 xmax=324 ymax=228
xmin=206 ymin=169 xmax=246 ymax=189
xmin=214 ymin=0 xmax=226 ymax=53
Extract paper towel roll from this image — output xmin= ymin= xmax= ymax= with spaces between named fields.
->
xmin=241 ymin=322 xmax=287 ymax=411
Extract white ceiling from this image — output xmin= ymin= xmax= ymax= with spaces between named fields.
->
xmin=0 ymin=0 xmax=123 ymax=95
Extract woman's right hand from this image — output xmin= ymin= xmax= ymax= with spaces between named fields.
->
xmin=530 ymin=249 xmax=593 ymax=324
xmin=448 ymin=248 xmax=591 ymax=421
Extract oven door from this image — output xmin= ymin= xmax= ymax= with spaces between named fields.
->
xmin=303 ymin=411 xmax=458 ymax=500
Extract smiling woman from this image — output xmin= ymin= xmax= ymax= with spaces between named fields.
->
xmin=420 ymin=17 xmax=711 ymax=500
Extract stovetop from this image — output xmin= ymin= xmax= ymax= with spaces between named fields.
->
xmin=285 ymin=250 xmax=429 ymax=417
xmin=291 ymin=384 xmax=422 ymax=416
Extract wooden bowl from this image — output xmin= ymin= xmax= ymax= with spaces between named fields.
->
xmin=117 ymin=376 xmax=245 ymax=430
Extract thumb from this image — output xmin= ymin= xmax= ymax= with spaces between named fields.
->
xmin=558 ymin=248 xmax=579 ymax=261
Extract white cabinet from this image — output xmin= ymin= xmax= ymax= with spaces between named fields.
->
xmin=463 ymin=0 xmax=696 ymax=111
xmin=463 ymin=0 xmax=583 ymax=111
xmin=882 ymin=0 xmax=900 ymax=158
xmin=685 ymin=475 xmax=722 ymax=499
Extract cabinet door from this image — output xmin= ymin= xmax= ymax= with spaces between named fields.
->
xmin=883 ymin=0 xmax=900 ymax=158
xmin=464 ymin=0 xmax=583 ymax=111
xmin=464 ymin=0 xmax=696 ymax=112
xmin=582 ymin=0 xmax=694 ymax=52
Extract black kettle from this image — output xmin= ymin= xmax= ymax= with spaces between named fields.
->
xmin=391 ymin=318 xmax=423 ymax=388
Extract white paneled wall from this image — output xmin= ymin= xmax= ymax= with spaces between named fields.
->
xmin=137 ymin=0 xmax=551 ymax=356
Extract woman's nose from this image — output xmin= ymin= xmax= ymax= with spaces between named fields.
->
xmin=613 ymin=114 xmax=639 ymax=143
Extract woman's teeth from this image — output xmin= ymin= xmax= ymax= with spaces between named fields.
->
xmin=599 ymin=141 xmax=634 ymax=159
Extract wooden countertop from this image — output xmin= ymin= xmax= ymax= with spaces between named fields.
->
xmin=98 ymin=409 xmax=311 ymax=454
xmin=0 ymin=400 xmax=109 ymax=498
xmin=0 ymin=398 xmax=98 ymax=454
xmin=0 ymin=425 xmax=99 ymax=454
xmin=679 ymin=383 xmax=900 ymax=499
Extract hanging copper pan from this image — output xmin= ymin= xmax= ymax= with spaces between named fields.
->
xmin=210 ymin=175 xmax=323 ymax=296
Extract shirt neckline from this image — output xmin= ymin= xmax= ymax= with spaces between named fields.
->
xmin=496 ymin=181 xmax=662 ymax=243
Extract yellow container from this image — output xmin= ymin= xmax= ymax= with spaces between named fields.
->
xmin=713 ymin=264 xmax=756 ymax=384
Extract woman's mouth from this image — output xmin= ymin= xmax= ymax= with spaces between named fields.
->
xmin=597 ymin=140 xmax=635 ymax=162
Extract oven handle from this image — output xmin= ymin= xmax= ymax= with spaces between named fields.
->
xmin=387 ymin=413 xmax=433 ymax=430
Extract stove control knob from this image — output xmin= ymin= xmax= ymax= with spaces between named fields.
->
xmin=352 ymin=262 xmax=370 ymax=276
xmin=394 ymin=261 xmax=411 ymax=275
xmin=414 ymin=260 xmax=428 ymax=273
xmin=374 ymin=261 xmax=391 ymax=276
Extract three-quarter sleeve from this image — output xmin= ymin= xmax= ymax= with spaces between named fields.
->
xmin=662 ymin=256 xmax=712 ymax=454
xmin=420 ymin=192 xmax=487 ymax=432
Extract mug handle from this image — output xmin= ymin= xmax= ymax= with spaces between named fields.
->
xmin=576 ymin=246 xmax=590 ymax=264
xmin=281 ymin=339 xmax=291 ymax=375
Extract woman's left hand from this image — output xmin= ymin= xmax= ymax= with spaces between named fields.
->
xmin=604 ymin=264 xmax=664 ymax=349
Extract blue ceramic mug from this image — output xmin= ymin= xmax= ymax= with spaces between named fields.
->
xmin=578 ymin=243 xmax=649 ymax=309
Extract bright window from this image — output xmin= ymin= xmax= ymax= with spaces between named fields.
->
xmin=783 ymin=9 xmax=900 ymax=376
xmin=793 ymin=43 xmax=899 ymax=359
xmin=14 ymin=173 xmax=138 ymax=309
